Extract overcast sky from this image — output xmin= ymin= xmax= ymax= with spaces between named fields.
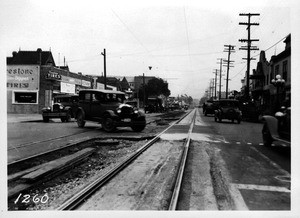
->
xmin=1 ymin=0 xmax=298 ymax=99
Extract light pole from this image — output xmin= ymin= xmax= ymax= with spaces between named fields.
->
xmin=271 ymin=74 xmax=285 ymax=112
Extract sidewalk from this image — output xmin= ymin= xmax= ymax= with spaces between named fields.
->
xmin=7 ymin=113 xmax=42 ymax=123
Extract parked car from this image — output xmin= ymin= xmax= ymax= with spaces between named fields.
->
xmin=41 ymin=94 xmax=79 ymax=122
xmin=261 ymin=107 xmax=291 ymax=147
xmin=214 ymin=99 xmax=242 ymax=124
xmin=76 ymin=89 xmax=146 ymax=132
xmin=240 ymin=101 xmax=261 ymax=122
xmin=203 ymin=100 xmax=218 ymax=116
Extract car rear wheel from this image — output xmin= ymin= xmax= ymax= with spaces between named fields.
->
xmin=262 ymin=123 xmax=272 ymax=147
xmin=102 ymin=115 xmax=116 ymax=132
xmin=76 ymin=111 xmax=86 ymax=128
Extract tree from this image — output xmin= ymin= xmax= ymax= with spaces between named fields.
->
xmin=138 ymin=77 xmax=170 ymax=101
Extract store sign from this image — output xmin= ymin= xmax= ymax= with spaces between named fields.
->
xmin=7 ymin=65 xmax=39 ymax=90
xmin=61 ymin=82 xmax=75 ymax=94
xmin=81 ymin=80 xmax=91 ymax=87
xmin=46 ymin=71 xmax=61 ymax=80
xmin=61 ymin=75 xmax=81 ymax=85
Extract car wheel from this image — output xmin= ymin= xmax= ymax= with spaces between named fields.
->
xmin=61 ymin=117 xmax=66 ymax=122
xmin=231 ymin=119 xmax=234 ymax=123
xmin=218 ymin=117 xmax=222 ymax=123
xmin=237 ymin=118 xmax=241 ymax=124
xmin=214 ymin=116 xmax=217 ymax=122
xmin=102 ymin=115 xmax=116 ymax=132
xmin=76 ymin=111 xmax=86 ymax=128
xmin=131 ymin=117 xmax=146 ymax=132
xmin=43 ymin=116 xmax=49 ymax=122
xmin=262 ymin=123 xmax=272 ymax=147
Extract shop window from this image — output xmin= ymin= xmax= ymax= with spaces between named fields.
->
xmin=13 ymin=91 xmax=38 ymax=104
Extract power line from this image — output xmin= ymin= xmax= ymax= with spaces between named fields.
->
xmin=183 ymin=6 xmax=191 ymax=64
xmin=230 ymin=34 xmax=288 ymax=79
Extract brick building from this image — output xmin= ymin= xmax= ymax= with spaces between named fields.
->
xmin=7 ymin=48 xmax=92 ymax=114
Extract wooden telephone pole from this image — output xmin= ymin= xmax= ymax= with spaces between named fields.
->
xmin=217 ymin=58 xmax=224 ymax=99
xmin=239 ymin=13 xmax=260 ymax=99
xmin=223 ymin=45 xmax=235 ymax=99
xmin=101 ymin=48 xmax=107 ymax=90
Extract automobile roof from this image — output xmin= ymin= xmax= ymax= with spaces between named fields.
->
xmin=79 ymin=89 xmax=125 ymax=95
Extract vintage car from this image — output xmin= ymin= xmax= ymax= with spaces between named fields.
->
xmin=261 ymin=107 xmax=291 ymax=147
xmin=41 ymin=94 xmax=79 ymax=122
xmin=214 ymin=99 xmax=242 ymax=124
xmin=76 ymin=89 xmax=146 ymax=132
xmin=203 ymin=100 xmax=218 ymax=116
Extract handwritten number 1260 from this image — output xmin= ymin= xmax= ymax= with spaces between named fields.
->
xmin=14 ymin=193 xmax=49 ymax=204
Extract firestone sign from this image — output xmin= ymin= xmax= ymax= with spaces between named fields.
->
xmin=7 ymin=65 xmax=39 ymax=90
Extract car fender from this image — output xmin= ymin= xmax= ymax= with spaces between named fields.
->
xmin=103 ymin=110 xmax=118 ymax=118
xmin=262 ymin=115 xmax=279 ymax=139
xmin=137 ymin=110 xmax=145 ymax=117
xmin=41 ymin=107 xmax=48 ymax=112
xmin=64 ymin=106 xmax=72 ymax=112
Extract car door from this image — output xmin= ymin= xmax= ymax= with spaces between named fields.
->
xmin=90 ymin=92 xmax=106 ymax=119
xmin=79 ymin=92 xmax=92 ymax=119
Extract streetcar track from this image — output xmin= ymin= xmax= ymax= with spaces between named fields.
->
xmin=8 ymin=111 xmax=185 ymax=167
xmin=168 ymin=110 xmax=196 ymax=210
xmin=7 ymin=129 xmax=95 ymax=151
xmin=57 ymin=109 xmax=193 ymax=210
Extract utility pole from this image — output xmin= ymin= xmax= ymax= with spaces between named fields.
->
xmin=101 ymin=48 xmax=107 ymax=90
xmin=210 ymin=79 xmax=214 ymax=99
xmin=217 ymin=58 xmax=223 ymax=99
xmin=239 ymin=13 xmax=260 ymax=100
xmin=213 ymin=69 xmax=218 ymax=99
xmin=143 ymin=73 xmax=145 ymax=109
xmin=223 ymin=45 xmax=235 ymax=99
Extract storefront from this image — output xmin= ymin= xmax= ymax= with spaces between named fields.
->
xmin=7 ymin=65 xmax=40 ymax=113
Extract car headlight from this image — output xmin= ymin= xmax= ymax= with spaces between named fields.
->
xmin=134 ymin=110 xmax=138 ymax=114
xmin=59 ymin=105 xmax=64 ymax=110
xmin=117 ymin=109 xmax=121 ymax=113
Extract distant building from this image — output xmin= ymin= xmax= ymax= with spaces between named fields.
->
xmin=6 ymin=48 xmax=92 ymax=114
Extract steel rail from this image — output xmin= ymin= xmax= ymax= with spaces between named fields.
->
xmin=168 ymin=109 xmax=196 ymax=210
xmin=57 ymin=109 xmax=194 ymax=210
xmin=8 ymin=130 xmax=92 ymax=151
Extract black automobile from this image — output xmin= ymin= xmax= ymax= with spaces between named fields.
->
xmin=261 ymin=107 xmax=291 ymax=147
xmin=75 ymin=89 xmax=146 ymax=132
xmin=41 ymin=94 xmax=79 ymax=122
xmin=203 ymin=100 xmax=218 ymax=116
xmin=214 ymin=99 xmax=242 ymax=124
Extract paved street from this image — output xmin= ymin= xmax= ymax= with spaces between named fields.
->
xmin=7 ymin=108 xmax=291 ymax=210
